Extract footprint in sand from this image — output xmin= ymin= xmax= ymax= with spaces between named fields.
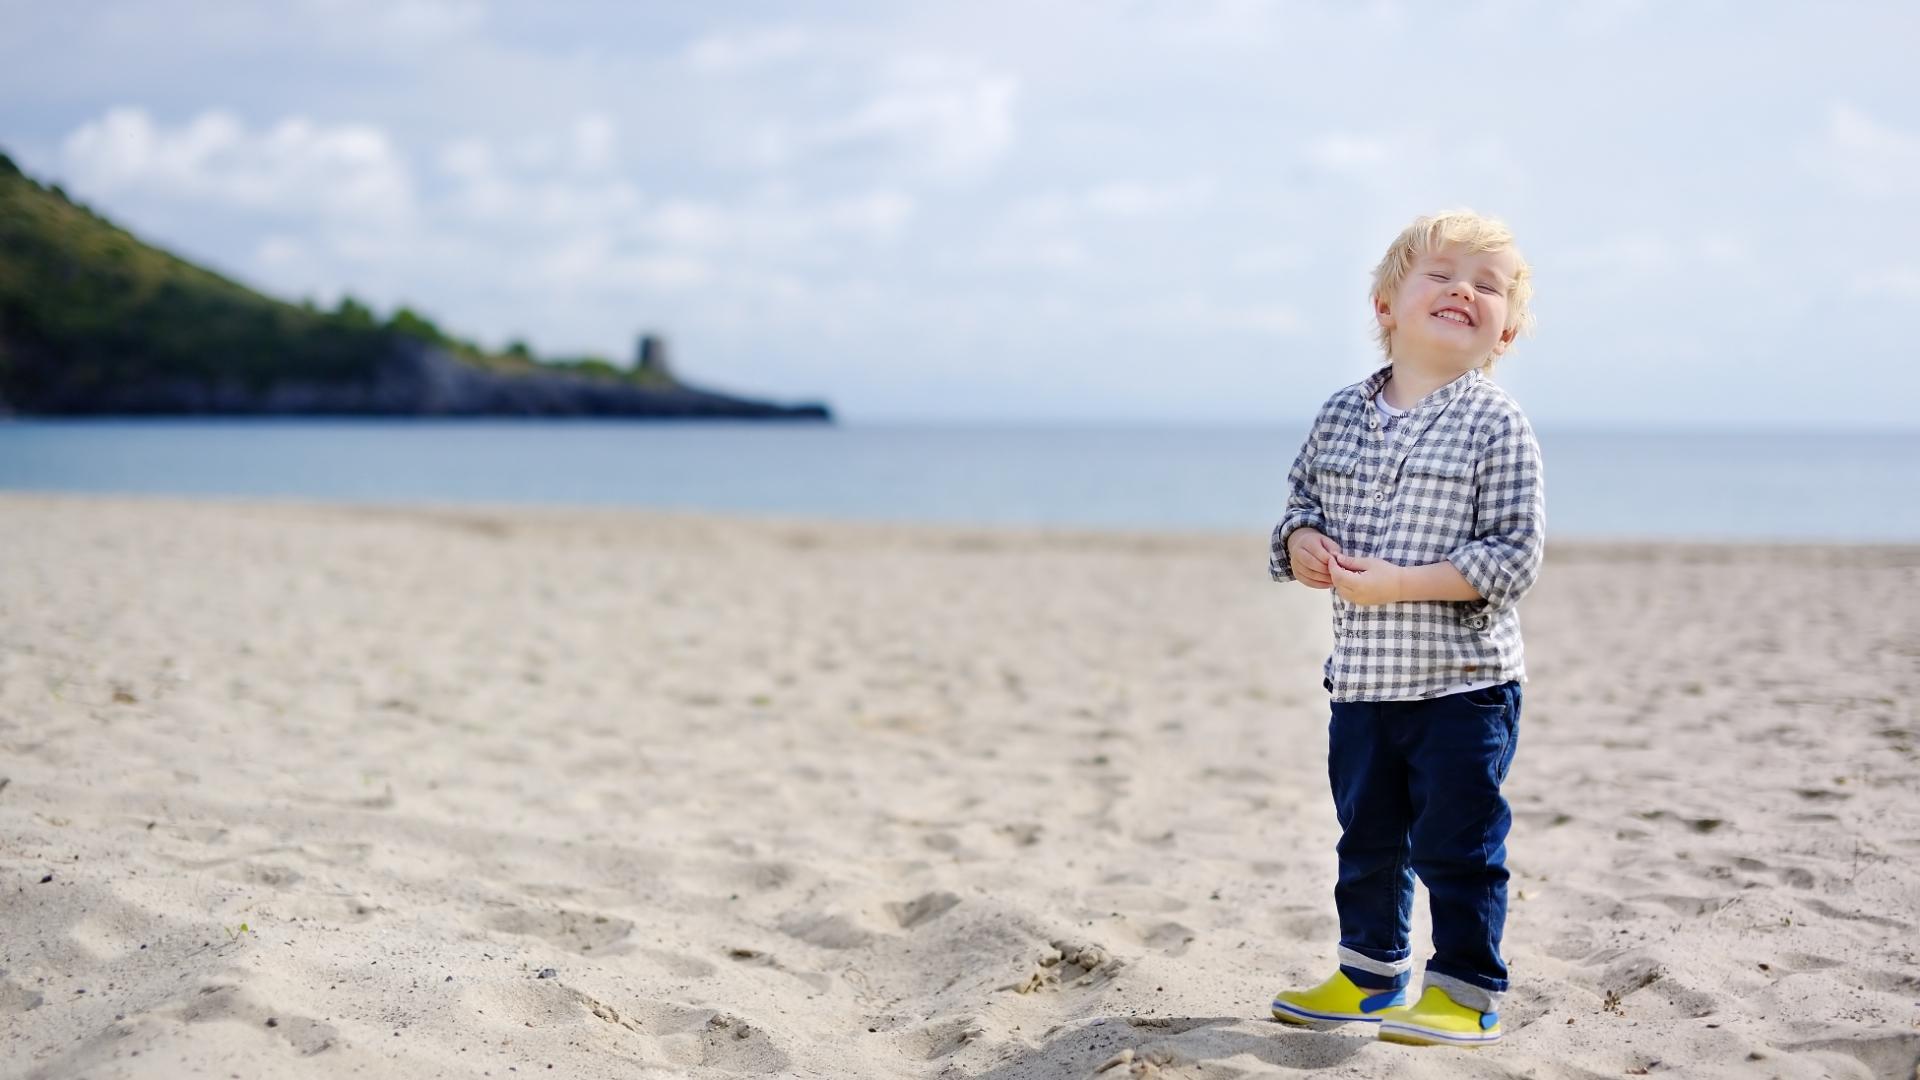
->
xmin=166 ymin=983 xmax=338 ymax=1056
xmin=1770 ymin=951 xmax=1843 ymax=975
xmin=0 ymin=976 xmax=45 ymax=1014
xmin=486 ymin=905 xmax=635 ymax=954
xmin=1636 ymin=893 xmax=1737 ymax=919
xmin=1792 ymin=787 xmax=1853 ymax=803
xmin=776 ymin=911 xmax=875 ymax=950
xmin=1782 ymin=1032 xmax=1920 ymax=1079
xmin=902 ymin=1014 xmax=987 ymax=1060
xmin=1197 ymin=765 xmax=1274 ymax=786
xmin=1774 ymin=865 xmax=1817 ymax=889
xmin=220 ymin=860 xmax=305 ymax=889
xmin=1799 ymin=897 xmax=1915 ymax=931
xmin=723 ymin=947 xmax=833 ymax=993
xmin=709 ymin=858 xmax=797 ymax=894
xmin=1140 ymin=920 xmax=1197 ymax=957
xmin=639 ymin=948 xmax=717 ymax=980
xmin=1277 ymin=908 xmax=1338 ymax=942
xmin=1004 ymin=939 xmax=1121 ymax=995
xmin=886 ymin=891 xmax=961 ymax=930
xmin=1856 ymin=967 xmax=1920 ymax=993
xmin=995 ymin=822 xmax=1044 ymax=846
xmin=1632 ymin=809 xmax=1727 ymax=834
xmin=471 ymin=981 xmax=792 ymax=1074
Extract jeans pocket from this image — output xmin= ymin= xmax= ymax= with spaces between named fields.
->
xmin=1460 ymin=682 xmax=1509 ymax=710
xmin=1495 ymin=710 xmax=1519 ymax=783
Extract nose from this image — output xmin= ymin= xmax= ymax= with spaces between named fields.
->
xmin=1447 ymin=279 xmax=1474 ymax=302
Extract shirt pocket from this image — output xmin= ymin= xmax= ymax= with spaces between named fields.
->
xmin=1313 ymin=445 xmax=1365 ymax=497
xmin=1396 ymin=448 xmax=1476 ymax=543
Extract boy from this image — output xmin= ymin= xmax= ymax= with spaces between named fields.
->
xmin=1266 ymin=210 xmax=1544 ymax=1047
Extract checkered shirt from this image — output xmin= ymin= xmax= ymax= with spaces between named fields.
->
xmin=1270 ymin=365 xmax=1545 ymax=702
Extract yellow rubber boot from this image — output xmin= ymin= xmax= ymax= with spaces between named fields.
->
xmin=1270 ymin=971 xmax=1407 ymax=1027
xmin=1376 ymin=986 xmax=1502 ymax=1046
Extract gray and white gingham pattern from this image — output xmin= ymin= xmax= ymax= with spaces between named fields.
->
xmin=1270 ymin=366 xmax=1545 ymax=702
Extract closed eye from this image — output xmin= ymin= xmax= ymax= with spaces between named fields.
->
xmin=1476 ymin=284 xmax=1498 ymax=294
xmin=1427 ymin=272 xmax=1448 ymax=281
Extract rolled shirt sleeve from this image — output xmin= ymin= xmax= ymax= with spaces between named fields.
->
xmin=1270 ymin=430 xmax=1328 ymax=583
xmin=1446 ymin=415 xmax=1545 ymax=622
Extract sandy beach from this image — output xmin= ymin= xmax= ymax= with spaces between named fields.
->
xmin=2 ymin=493 xmax=1916 ymax=1079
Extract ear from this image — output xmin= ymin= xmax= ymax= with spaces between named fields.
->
xmin=1488 ymin=324 xmax=1516 ymax=358
xmin=1373 ymin=295 xmax=1395 ymax=332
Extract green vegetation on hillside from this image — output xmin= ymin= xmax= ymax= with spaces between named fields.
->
xmin=0 ymin=149 xmax=670 ymax=405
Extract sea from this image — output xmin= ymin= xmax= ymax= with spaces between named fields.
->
xmin=1 ymin=420 xmax=1915 ymax=542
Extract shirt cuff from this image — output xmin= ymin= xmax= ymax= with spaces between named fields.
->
xmin=1270 ymin=513 xmax=1325 ymax=582
xmin=1446 ymin=544 xmax=1510 ymax=627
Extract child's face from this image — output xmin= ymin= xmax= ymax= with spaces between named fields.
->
xmin=1375 ymin=243 xmax=1520 ymax=371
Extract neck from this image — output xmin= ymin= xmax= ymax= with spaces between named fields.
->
xmin=1383 ymin=354 xmax=1477 ymax=408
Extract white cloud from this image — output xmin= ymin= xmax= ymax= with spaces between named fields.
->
xmin=1233 ymin=245 xmax=1312 ymax=274
xmin=431 ymin=125 xmax=641 ymax=231
xmin=1139 ymin=294 xmax=1306 ymax=336
xmin=381 ymin=0 xmax=485 ymax=37
xmin=766 ymin=63 xmax=1020 ymax=181
xmin=61 ymin=107 xmax=414 ymax=222
xmin=535 ymin=235 xmax=712 ymax=291
xmin=822 ymin=190 xmax=915 ymax=238
xmin=1809 ymin=103 xmax=1920 ymax=196
xmin=683 ymin=26 xmax=814 ymax=73
xmin=1852 ymin=267 xmax=1920 ymax=300
xmin=976 ymin=238 xmax=1089 ymax=271
xmin=1300 ymin=127 xmax=1528 ymax=203
xmin=570 ymin=114 xmax=616 ymax=173
xmin=1558 ymin=232 xmax=1677 ymax=274
xmin=297 ymin=0 xmax=486 ymax=39
xmin=437 ymin=136 xmax=493 ymax=180
xmin=613 ymin=188 xmax=917 ymax=255
xmin=1558 ymin=233 xmax=1758 ymax=279
xmin=1305 ymin=133 xmax=1392 ymax=173
xmin=1084 ymin=177 xmax=1215 ymax=218
xmin=1002 ymin=176 xmax=1214 ymax=233
xmin=255 ymin=234 xmax=307 ymax=268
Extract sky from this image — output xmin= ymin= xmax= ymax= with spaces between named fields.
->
xmin=3 ymin=0 xmax=1917 ymax=427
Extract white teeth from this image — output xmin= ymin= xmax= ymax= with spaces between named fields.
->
xmin=1433 ymin=310 xmax=1471 ymax=325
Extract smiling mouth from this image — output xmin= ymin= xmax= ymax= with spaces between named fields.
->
xmin=1431 ymin=309 xmax=1475 ymax=327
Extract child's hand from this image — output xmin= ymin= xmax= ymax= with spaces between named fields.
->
xmin=1328 ymin=553 xmax=1405 ymax=605
xmin=1286 ymin=527 xmax=1342 ymax=589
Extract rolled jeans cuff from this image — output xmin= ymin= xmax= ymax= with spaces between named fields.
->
xmin=1424 ymin=970 xmax=1503 ymax=1014
xmin=1337 ymin=945 xmax=1412 ymax=990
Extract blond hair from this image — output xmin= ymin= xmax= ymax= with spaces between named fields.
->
xmin=1370 ymin=209 xmax=1535 ymax=370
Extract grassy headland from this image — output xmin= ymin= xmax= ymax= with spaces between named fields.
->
xmin=0 ymin=150 xmax=825 ymax=419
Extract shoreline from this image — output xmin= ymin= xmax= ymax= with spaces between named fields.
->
xmin=6 ymin=490 xmax=1919 ymax=552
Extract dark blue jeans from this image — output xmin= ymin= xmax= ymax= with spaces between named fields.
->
xmin=1328 ymin=681 xmax=1520 ymax=1000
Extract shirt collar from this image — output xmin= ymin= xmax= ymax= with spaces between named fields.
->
xmin=1362 ymin=364 xmax=1483 ymax=412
